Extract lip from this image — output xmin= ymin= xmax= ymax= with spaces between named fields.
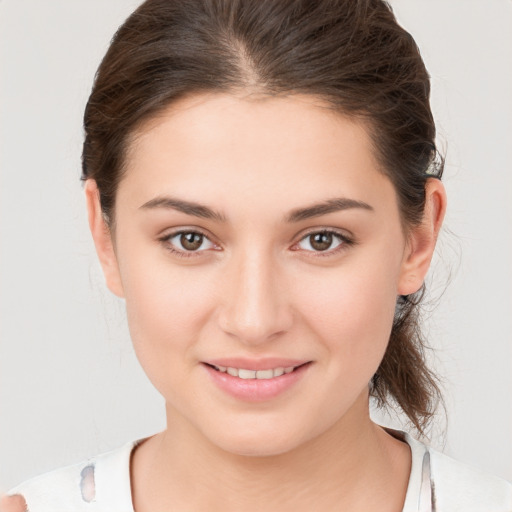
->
xmin=202 ymin=360 xmax=312 ymax=402
xmin=204 ymin=357 xmax=309 ymax=371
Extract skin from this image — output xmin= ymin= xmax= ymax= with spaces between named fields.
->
xmin=0 ymin=93 xmax=446 ymax=512
xmin=0 ymin=496 xmax=24 ymax=512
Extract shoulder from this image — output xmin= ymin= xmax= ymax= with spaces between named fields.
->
xmin=387 ymin=428 xmax=512 ymax=512
xmin=6 ymin=439 xmax=141 ymax=512
xmin=7 ymin=458 xmax=96 ymax=512
xmin=429 ymin=448 xmax=512 ymax=511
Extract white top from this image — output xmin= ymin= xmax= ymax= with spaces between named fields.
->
xmin=8 ymin=430 xmax=512 ymax=511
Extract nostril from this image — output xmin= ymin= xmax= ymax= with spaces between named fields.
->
xmin=80 ymin=464 xmax=96 ymax=503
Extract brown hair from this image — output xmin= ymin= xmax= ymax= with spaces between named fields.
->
xmin=82 ymin=0 xmax=444 ymax=434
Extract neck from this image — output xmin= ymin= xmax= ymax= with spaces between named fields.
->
xmin=131 ymin=393 xmax=411 ymax=512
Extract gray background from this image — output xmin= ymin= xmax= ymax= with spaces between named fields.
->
xmin=1 ymin=0 xmax=511 ymax=490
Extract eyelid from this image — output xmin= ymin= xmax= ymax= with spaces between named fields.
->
xmin=296 ymin=226 xmax=354 ymax=242
xmin=158 ymin=227 xmax=219 ymax=258
xmin=159 ymin=226 xmax=355 ymax=259
xmin=292 ymin=228 xmax=354 ymax=256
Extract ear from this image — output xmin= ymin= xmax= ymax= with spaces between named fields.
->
xmin=84 ymin=180 xmax=125 ymax=298
xmin=397 ymin=178 xmax=447 ymax=296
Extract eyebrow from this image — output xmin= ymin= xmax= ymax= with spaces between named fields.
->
xmin=139 ymin=196 xmax=374 ymax=223
xmin=286 ymin=197 xmax=374 ymax=222
xmin=140 ymin=196 xmax=227 ymax=222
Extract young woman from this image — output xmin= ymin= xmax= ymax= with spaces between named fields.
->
xmin=2 ymin=0 xmax=511 ymax=511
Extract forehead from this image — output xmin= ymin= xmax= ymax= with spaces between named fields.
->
xmin=119 ymin=93 xmax=397 ymax=219
xmin=129 ymin=92 xmax=373 ymax=162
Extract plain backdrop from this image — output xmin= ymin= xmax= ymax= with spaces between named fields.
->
xmin=1 ymin=0 xmax=511 ymax=490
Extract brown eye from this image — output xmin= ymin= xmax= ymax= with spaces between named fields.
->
xmin=163 ymin=230 xmax=216 ymax=256
xmin=310 ymin=232 xmax=333 ymax=251
xmin=180 ymin=232 xmax=204 ymax=251
xmin=296 ymin=230 xmax=348 ymax=254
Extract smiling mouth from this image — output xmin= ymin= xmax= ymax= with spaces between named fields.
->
xmin=204 ymin=362 xmax=310 ymax=380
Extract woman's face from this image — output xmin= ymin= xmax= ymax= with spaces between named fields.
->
xmin=98 ymin=93 xmax=424 ymax=456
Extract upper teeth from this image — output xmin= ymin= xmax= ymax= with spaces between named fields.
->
xmin=213 ymin=365 xmax=296 ymax=379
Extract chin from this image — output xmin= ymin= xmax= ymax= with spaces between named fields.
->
xmin=217 ymin=435 xmax=300 ymax=457
xmin=201 ymin=418 xmax=316 ymax=458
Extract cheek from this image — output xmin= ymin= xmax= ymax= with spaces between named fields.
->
xmin=118 ymin=247 xmax=217 ymax=394
xmin=297 ymin=250 xmax=401 ymax=376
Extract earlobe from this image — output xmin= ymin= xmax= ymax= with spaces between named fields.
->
xmin=84 ymin=180 xmax=125 ymax=298
xmin=397 ymin=178 xmax=447 ymax=296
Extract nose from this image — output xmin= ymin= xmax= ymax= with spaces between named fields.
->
xmin=217 ymin=247 xmax=293 ymax=346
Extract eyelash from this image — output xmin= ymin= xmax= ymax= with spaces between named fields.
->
xmin=158 ymin=229 xmax=355 ymax=259
xmin=159 ymin=229 xmax=217 ymax=259
xmin=294 ymin=229 xmax=355 ymax=258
